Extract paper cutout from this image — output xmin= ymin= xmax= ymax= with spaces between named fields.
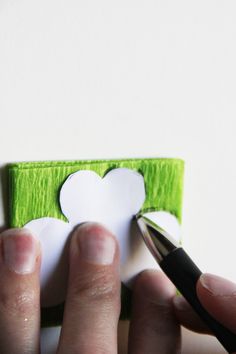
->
xmin=24 ymin=168 xmax=181 ymax=307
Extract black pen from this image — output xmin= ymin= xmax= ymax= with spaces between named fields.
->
xmin=136 ymin=214 xmax=236 ymax=353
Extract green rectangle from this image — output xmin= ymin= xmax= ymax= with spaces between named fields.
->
xmin=8 ymin=157 xmax=184 ymax=326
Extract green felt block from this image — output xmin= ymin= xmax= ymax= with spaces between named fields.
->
xmin=8 ymin=157 xmax=184 ymax=326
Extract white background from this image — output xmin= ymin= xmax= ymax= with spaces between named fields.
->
xmin=0 ymin=1 xmax=236 ymax=353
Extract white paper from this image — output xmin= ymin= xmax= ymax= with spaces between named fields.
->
xmin=25 ymin=168 xmax=181 ymax=307
xmin=25 ymin=217 xmax=72 ymax=307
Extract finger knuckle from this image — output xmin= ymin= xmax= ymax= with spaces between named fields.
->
xmin=0 ymin=287 xmax=38 ymax=317
xmin=72 ymin=268 xmax=119 ymax=303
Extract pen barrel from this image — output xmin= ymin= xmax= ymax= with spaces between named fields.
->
xmin=160 ymin=247 xmax=236 ymax=353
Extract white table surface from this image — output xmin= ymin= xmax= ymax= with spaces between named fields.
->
xmin=1 ymin=1 xmax=236 ymax=352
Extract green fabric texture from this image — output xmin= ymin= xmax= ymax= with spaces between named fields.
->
xmin=8 ymin=158 xmax=184 ymax=326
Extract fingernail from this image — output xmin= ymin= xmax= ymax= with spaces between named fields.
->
xmin=2 ymin=228 xmax=38 ymax=274
xmin=76 ymin=223 xmax=116 ymax=265
xmin=200 ymin=273 xmax=236 ymax=296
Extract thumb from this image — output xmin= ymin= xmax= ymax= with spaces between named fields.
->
xmin=197 ymin=273 xmax=236 ymax=334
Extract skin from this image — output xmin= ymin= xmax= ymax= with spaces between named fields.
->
xmin=0 ymin=223 xmax=235 ymax=354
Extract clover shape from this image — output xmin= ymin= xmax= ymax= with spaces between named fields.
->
xmin=24 ymin=168 xmax=181 ymax=308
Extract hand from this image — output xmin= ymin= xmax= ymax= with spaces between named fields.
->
xmin=0 ymin=224 xmax=235 ymax=354
xmin=173 ymin=272 xmax=236 ymax=341
xmin=0 ymin=223 xmax=181 ymax=353
xmin=0 ymin=223 xmax=118 ymax=353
